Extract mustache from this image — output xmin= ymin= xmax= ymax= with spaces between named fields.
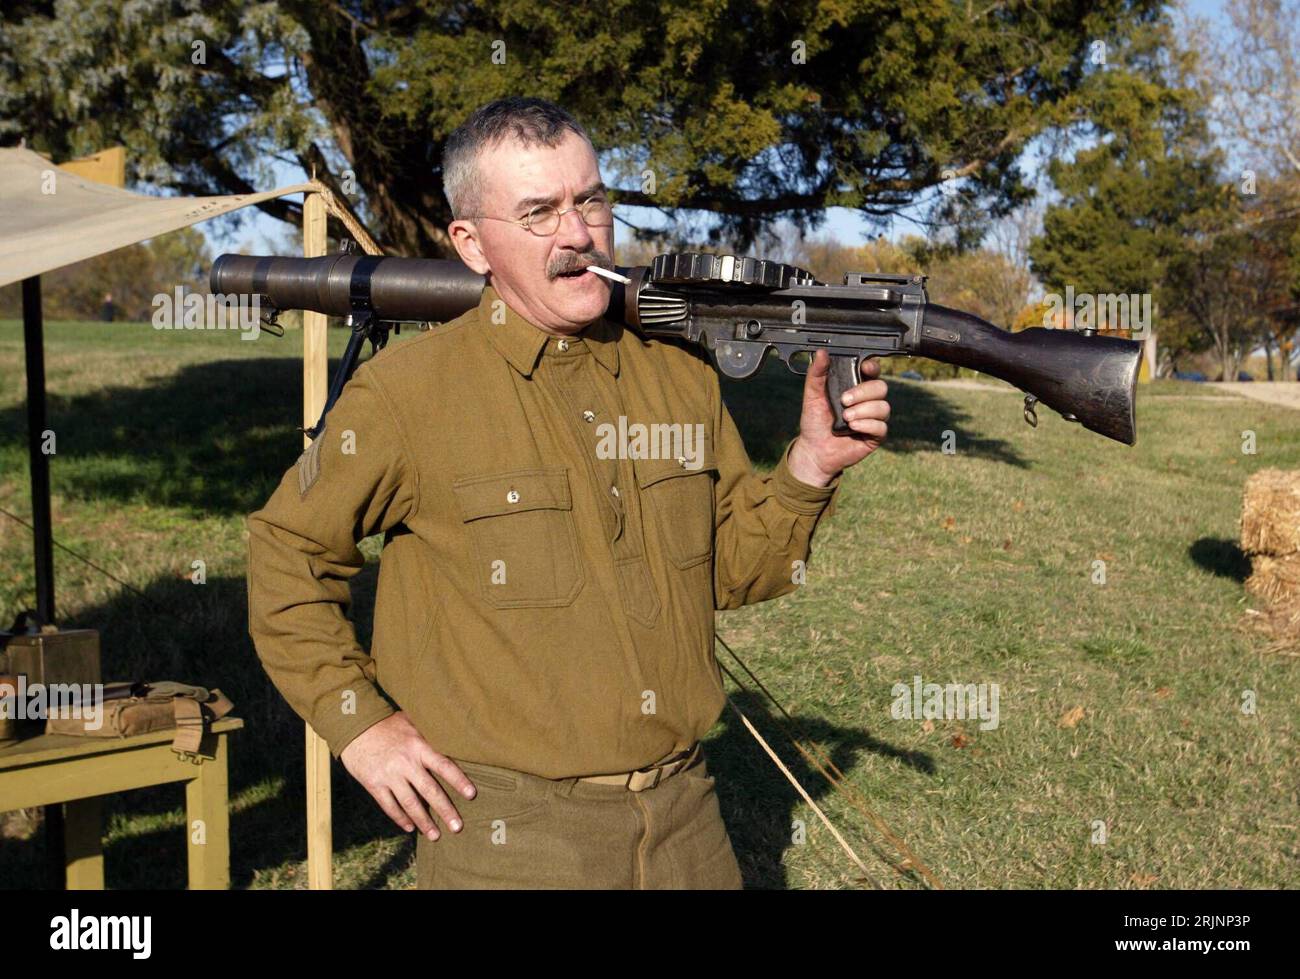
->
xmin=548 ymin=248 xmax=615 ymax=279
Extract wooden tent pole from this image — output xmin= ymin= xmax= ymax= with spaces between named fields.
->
xmin=302 ymin=191 xmax=333 ymax=890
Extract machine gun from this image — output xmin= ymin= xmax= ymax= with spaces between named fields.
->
xmin=210 ymin=251 xmax=1141 ymax=444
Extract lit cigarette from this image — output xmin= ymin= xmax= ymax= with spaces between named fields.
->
xmin=586 ymin=265 xmax=631 ymax=285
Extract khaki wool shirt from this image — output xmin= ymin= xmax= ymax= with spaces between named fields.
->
xmin=246 ymin=283 xmax=842 ymax=779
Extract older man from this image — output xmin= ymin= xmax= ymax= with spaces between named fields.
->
xmin=246 ymin=96 xmax=891 ymax=889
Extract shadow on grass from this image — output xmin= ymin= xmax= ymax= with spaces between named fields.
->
xmin=722 ymin=370 xmax=1027 ymax=469
xmin=1188 ymin=537 xmax=1251 ymax=583
xmin=707 ymin=689 xmax=936 ymax=890
xmin=0 ymin=356 xmax=346 ymax=518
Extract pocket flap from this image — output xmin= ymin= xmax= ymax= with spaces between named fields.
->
xmin=452 ymin=468 xmax=572 ymax=521
xmin=634 ymin=442 xmax=718 ymax=489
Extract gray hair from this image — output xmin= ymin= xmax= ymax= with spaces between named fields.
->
xmin=442 ymin=97 xmax=593 ymax=219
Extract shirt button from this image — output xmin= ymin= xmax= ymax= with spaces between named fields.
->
xmin=582 ymin=410 xmax=595 ymax=423
xmin=557 ymin=339 xmax=570 ymax=352
xmin=506 ymin=489 xmax=520 ymax=504
xmin=610 ymin=485 xmax=620 ymax=498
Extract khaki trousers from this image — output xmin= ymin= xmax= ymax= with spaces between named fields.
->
xmin=415 ymin=749 xmax=744 ymax=889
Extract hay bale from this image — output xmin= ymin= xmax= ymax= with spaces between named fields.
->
xmin=1241 ymin=468 xmax=1300 ymax=556
xmin=1246 ymin=553 xmax=1300 ymax=606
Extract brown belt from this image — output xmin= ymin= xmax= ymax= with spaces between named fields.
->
xmin=576 ymin=742 xmax=702 ymax=792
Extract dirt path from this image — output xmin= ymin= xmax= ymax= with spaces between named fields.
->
xmin=919 ymin=378 xmax=1300 ymax=410
xmin=1206 ymin=382 xmax=1300 ymax=411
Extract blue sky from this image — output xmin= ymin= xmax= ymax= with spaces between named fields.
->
xmin=208 ymin=0 xmax=1234 ymax=259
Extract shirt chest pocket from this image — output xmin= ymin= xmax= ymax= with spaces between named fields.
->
xmin=635 ymin=442 xmax=719 ymax=570
xmin=452 ymin=467 xmax=584 ymax=608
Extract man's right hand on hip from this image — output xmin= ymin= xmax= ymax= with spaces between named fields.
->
xmin=340 ymin=712 xmax=477 ymax=840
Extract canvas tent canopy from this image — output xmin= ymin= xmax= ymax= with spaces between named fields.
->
xmin=1 ymin=141 xmax=318 ymax=630
xmin=0 ymin=145 xmax=313 ymax=288
xmin=1 ymin=144 xmax=348 ymax=889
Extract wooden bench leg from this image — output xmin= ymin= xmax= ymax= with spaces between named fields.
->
xmin=185 ymin=734 xmax=231 ymax=889
xmin=64 ymin=796 xmax=104 ymax=889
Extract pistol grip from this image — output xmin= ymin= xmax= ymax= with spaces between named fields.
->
xmin=827 ymin=354 xmax=861 ymax=435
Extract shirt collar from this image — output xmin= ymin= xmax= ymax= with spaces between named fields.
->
xmin=478 ymin=284 xmax=620 ymax=378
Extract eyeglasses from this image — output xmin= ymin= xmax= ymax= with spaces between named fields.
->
xmin=470 ymin=195 xmax=615 ymax=237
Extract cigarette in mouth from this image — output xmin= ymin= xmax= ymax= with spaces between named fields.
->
xmin=585 ymin=265 xmax=631 ymax=285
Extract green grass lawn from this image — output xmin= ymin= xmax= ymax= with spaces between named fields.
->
xmin=1 ymin=319 xmax=1297 ymax=889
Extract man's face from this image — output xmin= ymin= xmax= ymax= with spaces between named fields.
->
xmin=448 ymin=131 xmax=615 ymax=335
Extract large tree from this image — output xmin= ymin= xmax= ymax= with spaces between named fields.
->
xmin=1 ymin=0 xmax=1169 ymax=256
xmin=1028 ymin=12 xmax=1222 ymax=290
xmin=1183 ymin=0 xmax=1300 ymax=376
xmin=1184 ymin=0 xmax=1300 ymax=183
xmin=1161 ymin=190 xmax=1292 ymax=382
xmin=1027 ymin=14 xmax=1240 ymax=377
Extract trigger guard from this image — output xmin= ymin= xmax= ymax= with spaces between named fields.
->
xmin=787 ymin=356 xmax=811 ymax=376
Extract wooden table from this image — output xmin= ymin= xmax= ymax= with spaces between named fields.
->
xmin=0 ymin=716 xmax=242 ymax=888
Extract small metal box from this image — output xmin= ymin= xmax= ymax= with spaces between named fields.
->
xmin=1 ymin=629 xmax=101 ymax=740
